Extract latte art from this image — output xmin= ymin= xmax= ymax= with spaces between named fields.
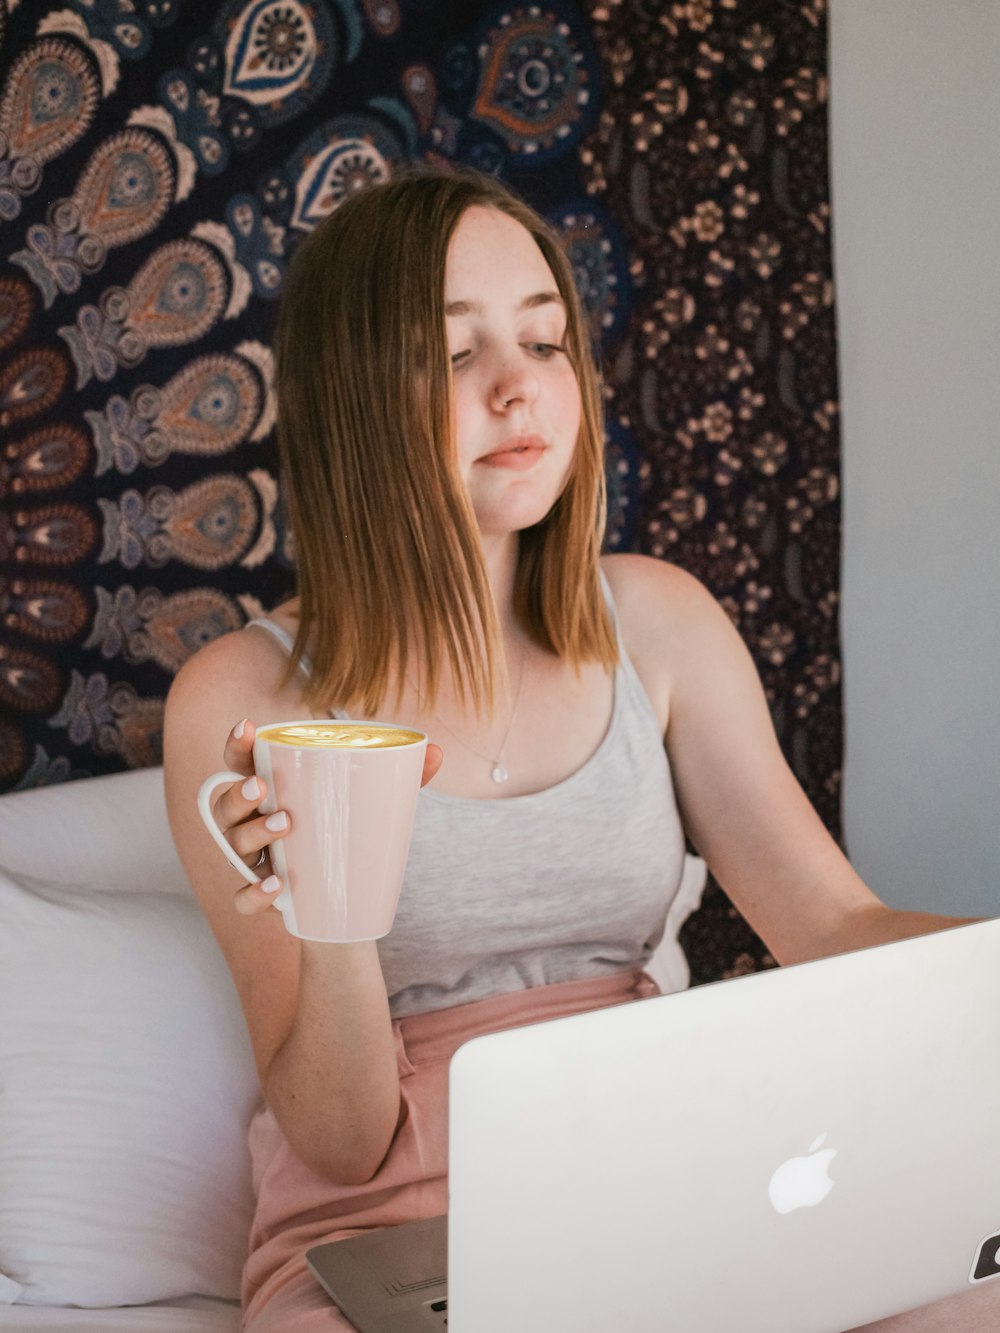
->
xmin=258 ymin=723 xmax=423 ymax=749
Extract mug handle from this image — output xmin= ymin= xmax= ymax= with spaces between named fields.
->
xmin=196 ymin=770 xmax=291 ymax=915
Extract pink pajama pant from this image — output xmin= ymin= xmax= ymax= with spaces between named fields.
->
xmin=241 ymin=968 xmax=658 ymax=1332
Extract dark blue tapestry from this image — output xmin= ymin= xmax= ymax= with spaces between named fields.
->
xmin=0 ymin=0 xmax=839 ymax=981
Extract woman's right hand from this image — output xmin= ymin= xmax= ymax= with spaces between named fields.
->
xmin=215 ymin=720 xmax=444 ymax=916
xmin=211 ymin=718 xmax=292 ymax=916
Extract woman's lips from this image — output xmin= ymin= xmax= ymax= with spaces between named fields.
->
xmin=477 ymin=436 xmax=546 ymax=469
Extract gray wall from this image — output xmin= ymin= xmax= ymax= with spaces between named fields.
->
xmin=829 ymin=1 xmax=1000 ymax=916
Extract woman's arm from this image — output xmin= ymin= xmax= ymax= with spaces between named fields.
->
xmin=163 ymin=630 xmax=409 ymax=1184
xmin=603 ymin=554 xmax=969 ymax=965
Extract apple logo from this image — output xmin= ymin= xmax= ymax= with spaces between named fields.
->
xmin=768 ymin=1133 xmax=837 ymax=1215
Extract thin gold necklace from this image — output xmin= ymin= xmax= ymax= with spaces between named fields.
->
xmin=413 ymin=649 xmax=526 ymax=784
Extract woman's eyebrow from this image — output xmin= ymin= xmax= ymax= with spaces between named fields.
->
xmin=445 ymin=291 xmax=565 ymax=317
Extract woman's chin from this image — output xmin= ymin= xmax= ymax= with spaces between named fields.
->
xmin=470 ymin=485 xmax=567 ymax=537
xmin=474 ymin=503 xmax=557 ymax=540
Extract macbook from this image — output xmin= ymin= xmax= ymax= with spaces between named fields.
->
xmin=309 ymin=918 xmax=1000 ymax=1332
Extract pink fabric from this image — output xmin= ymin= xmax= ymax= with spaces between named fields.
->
xmin=847 ymin=1283 xmax=1000 ymax=1333
xmin=241 ymin=968 xmax=659 ymax=1332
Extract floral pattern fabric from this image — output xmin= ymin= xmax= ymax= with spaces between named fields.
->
xmin=0 ymin=0 xmax=840 ymax=983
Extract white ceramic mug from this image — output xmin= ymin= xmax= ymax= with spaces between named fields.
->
xmin=197 ymin=720 xmax=427 ymax=942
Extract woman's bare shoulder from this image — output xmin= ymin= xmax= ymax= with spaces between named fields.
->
xmin=170 ymin=625 xmax=277 ymax=701
xmin=599 ymin=553 xmax=743 ymax=730
xmin=600 ymin=552 xmax=722 ymax=642
xmin=173 ymin=594 xmax=297 ymax=688
xmin=166 ymin=612 xmax=307 ymax=744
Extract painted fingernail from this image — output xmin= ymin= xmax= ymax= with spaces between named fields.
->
xmin=265 ymin=811 xmax=288 ymax=832
xmin=242 ymin=776 xmax=261 ymax=801
xmin=234 ymin=718 xmax=247 ymax=739
xmin=261 ymin=875 xmax=282 ymax=893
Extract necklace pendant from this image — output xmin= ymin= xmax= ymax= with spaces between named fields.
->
xmin=490 ymin=763 xmax=509 ymax=784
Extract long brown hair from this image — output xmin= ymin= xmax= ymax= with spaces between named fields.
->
xmin=274 ymin=166 xmax=617 ymax=717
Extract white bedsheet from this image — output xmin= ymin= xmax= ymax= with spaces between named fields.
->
xmin=0 ymin=1297 xmax=240 ymax=1332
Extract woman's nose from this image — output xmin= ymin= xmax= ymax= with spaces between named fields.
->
xmin=490 ymin=355 xmax=539 ymax=412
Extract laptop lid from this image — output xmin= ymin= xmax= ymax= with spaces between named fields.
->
xmin=446 ymin=919 xmax=1000 ymax=1333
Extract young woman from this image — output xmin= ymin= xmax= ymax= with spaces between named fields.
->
xmin=164 ymin=169 xmax=992 ymax=1332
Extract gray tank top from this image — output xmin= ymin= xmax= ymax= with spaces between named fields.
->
xmin=247 ymin=581 xmax=687 ymax=1018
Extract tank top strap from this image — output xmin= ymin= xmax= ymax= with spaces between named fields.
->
xmin=598 ymin=567 xmax=662 ymax=732
xmin=597 ymin=566 xmax=623 ymax=643
xmin=243 ymin=618 xmax=352 ymax=720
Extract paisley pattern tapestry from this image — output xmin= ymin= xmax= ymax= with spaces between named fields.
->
xmin=0 ymin=0 xmax=840 ymax=983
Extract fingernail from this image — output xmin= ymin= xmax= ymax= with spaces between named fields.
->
xmin=261 ymin=875 xmax=282 ymax=893
xmin=234 ymin=718 xmax=247 ymax=739
xmin=265 ymin=811 xmax=288 ymax=832
xmin=242 ymin=776 xmax=261 ymax=800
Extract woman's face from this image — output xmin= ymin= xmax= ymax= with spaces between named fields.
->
xmin=444 ymin=206 xmax=583 ymax=539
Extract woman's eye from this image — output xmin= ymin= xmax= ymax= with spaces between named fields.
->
xmin=525 ymin=342 xmax=565 ymax=358
xmin=450 ymin=350 xmax=471 ymax=367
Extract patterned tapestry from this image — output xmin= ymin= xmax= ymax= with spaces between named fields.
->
xmin=0 ymin=0 xmax=840 ymax=983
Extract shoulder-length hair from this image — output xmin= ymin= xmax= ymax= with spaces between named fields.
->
xmin=274 ymin=165 xmax=617 ymax=717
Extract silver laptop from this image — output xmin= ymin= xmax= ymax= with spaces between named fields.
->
xmin=308 ymin=918 xmax=1000 ymax=1332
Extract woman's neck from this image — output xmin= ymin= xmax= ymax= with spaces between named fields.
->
xmin=478 ymin=530 xmax=520 ymax=634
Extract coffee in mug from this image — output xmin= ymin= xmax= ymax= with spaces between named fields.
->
xmin=197 ymin=719 xmax=427 ymax=942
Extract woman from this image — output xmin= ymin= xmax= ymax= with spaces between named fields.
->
xmin=164 ymin=169 xmax=991 ymax=1331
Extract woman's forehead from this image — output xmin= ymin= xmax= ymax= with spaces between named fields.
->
xmin=444 ymin=205 xmax=558 ymax=305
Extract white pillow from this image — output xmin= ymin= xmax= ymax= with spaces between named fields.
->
xmin=0 ymin=767 xmax=703 ymax=1309
xmin=0 ymin=769 xmax=261 ymax=1309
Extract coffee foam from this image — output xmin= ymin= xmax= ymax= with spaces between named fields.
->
xmin=258 ymin=723 xmax=423 ymax=750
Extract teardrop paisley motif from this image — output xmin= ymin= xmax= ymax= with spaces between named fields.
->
xmin=0 ymin=643 xmax=62 ymax=713
xmin=472 ymin=8 xmax=593 ymax=160
xmin=63 ymin=238 xmax=233 ymax=387
xmin=0 ymin=38 xmax=100 ymax=164
xmin=0 ymin=278 xmax=34 ymax=352
xmin=142 ymin=588 xmax=244 ymax=669
xmin=126 ymin=239 xmax=229 ymax=349
xmin=159 ymin=475 xmax=258 ymax=568
xmin=87 ymin=355 xmax=261 ymax=474
xmin=11 ymin=130 xmax=175 ymax=311
xmin=290 ymin=129 xmax=392 ymax=232
xmin=7 ymin=502 xmax=98 ymax=566
xmin=220 ymin=0 xmax=336 ymax=124
xmin=157 ymin=354 xmax=262 ymax=454
xmin=1 ymin=577 xmax=89 ymax=643
xmin=72 ymin=128 xmax=176 ymax=249
xmin=402 ymin=64 xmax=438 ymax=135
xmin=0 ymin=348 xmax=70 ymax=428
xmin=86 ymin=584 xmax=243 ymax=670
xmin=2 ymin=424 xmax=91 ymax=496
xmin=98 ymin=477 xmax=257 ymax=569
